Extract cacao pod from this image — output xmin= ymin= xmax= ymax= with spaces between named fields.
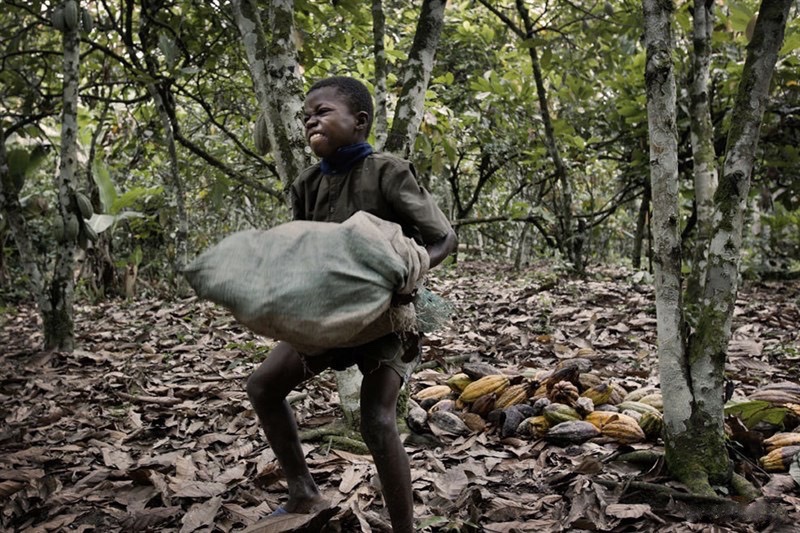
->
xmin=581 ymin=382 xmax=613 ymax=406
xmin=638 ymin=393 xmax=663 ymax=411
xmin=52 ymin=215 xmax=65 ymax=241
xmin=585 ymin=410 xmax=620 ymax=430
xmin=531 ymin=397 xmax=551 ymax=416
xmin=429 ymin=398 xmax=457 ymax=413
xmin=543 ymin=403 xmax=581 ymax=426
xmin=764 ymin=432 xmax=800 ymax=453
xmin=406 ymin=400 xmax=428 ymax=434
xmin=602 ymin=418 xmax=646 ymax=444
xmin=64 ymin=214 xmax=80 ymax=241
xmin=578 ymin=372 xmax=603 ymax=390
xmin=75 ymin=192 xmax=93 ymax=219
xmin=518 ymin=415 xmax=549 ymax=438
xmin=83 ymin=222 xmax=98 ymax=242
xmin=548 ymin=380 xmax=580 ymax=406
xmin=80 ymin=8 xmax=93 ymax=32
xmin=469 ymin=392 xmax=496 ymax=418
xmin=759 ymin=445 xmax=800 ymax=472
xmin=638 ymin=410 xmax=664 ymax=439
xmin=545 ymin=420 xmax=601 ymax=445
xmin=446 ymin=373 xmax=472 ymax=393
xmin=749 ymin=389 xmax=800 ymax=405
xmin=460 ymin=412 xmax=486 ymax=433
xmin=429 ymin=410 xmax=469 ymax=437
xmin=494 ymin=382 xmax=531 ymax=410
xmin=622 ymin=387 xmax=659 ymax=403
xmin=254 ymin=113 xmax=270 ymax=155
xmin=63 ymin=1 xmax=79 ymax=31
xmin=458 ymin=374 xmax=510 ymax=404
xmin=615 ymin=401 xmax=660 ymax=416
xmin=51 ymin=6 xmax=67 ymax=31
xmin=414 ymin=384 xmax=452 ymax=402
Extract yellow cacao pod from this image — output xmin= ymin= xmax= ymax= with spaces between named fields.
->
xmin=414 ymin=384 xmax=452 ymax=402
xmin=622 ymin=387 xmax=658 ymax=403
xmin=494 ymin=383 xmax=531 ymax=410
xmin=602 ymin=419 xmax=646 ymax=444
xmin=759 ymin=445 xmax=800 ymax=472
xmin=764 ymin=432 xmax=800 ymax=453
xmin=581 ymin=383 xmax=613 ymax=406
xmin=615 ymin=401 xmax=660 ymax=416
xmin=637 ymin=393 xmax=663 ymax=411
xmin=458 ymin=374 xmax=510 ymax=404
xmin=584 ymin=410 xmax=621 ymax=430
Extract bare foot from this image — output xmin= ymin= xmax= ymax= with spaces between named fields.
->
xmin=282 ymin=494 xmax=330 ymax=514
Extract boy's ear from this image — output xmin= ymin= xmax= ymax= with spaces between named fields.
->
xmin=355 ymin=111 xmax=369 ymax=131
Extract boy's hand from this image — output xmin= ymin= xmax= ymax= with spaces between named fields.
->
xmin=391 ymin=289 xmax=417 ymax=307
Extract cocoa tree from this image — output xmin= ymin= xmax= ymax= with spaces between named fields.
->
xmin=643 ymin=0 xmax=793 ymax=495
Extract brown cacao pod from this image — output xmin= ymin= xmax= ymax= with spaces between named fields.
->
xmin=494 ymin=382 xmax=531 ymax=410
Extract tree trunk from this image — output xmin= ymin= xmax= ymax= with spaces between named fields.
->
xmin=383 ymin=0 xmax=446 ymax=157
xmin=44 ymin=0 xmax=82 ymax=351
xmin=644 ymin=0 xmax=792 ymax=495
xmin=231 ymin=0 xmax=310 ymax=188
xmin=685 ymin=0 xmax=718 ymax=302
xmin=372 ymin=0 xmax=389 ymax=151
xmin=0 ymin=125 xmax=46 ymax=306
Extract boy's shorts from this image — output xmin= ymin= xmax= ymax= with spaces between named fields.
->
xmin=300 ymin=332 xmax=420 ymax=383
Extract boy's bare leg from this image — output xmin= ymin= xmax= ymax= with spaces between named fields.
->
xmin=246 ymin=341 xmax=330 ymax=513
xmin=360 ymin=365 xmax=414 ymax=533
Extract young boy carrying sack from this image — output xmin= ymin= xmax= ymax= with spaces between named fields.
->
xmin=246 ymin=76 xmax=457 ymax=532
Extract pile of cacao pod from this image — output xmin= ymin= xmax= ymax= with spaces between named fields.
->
xmin=51 ymin=1 xmax=93 ymax=33
xmin=52 ymin=190 xmax=98 ymax=250
xmin=408 ymin=361 xmax=800 ymax=474
xmin=407 ymin=359 xmax=665 ymax=448
xmin=747 ymin=382 xmax=800 ymax=473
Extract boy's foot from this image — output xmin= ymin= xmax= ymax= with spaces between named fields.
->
xmin=281 ymin=495 xmax=331 ymax=514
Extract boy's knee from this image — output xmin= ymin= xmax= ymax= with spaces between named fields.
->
xmin=246 ymin=370 xmax=276 ymax=405
xmin=360 ymin=411 xmax=397 ymax=447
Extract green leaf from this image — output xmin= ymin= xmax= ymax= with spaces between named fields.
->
xmin=724 ymin=399 xmax=788 ymax=428
xmin=92 ymin=161 xmax=117 ymax=214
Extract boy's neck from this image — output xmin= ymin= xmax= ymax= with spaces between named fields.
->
xmin=320 ymin=142 xmax=373 ymax=175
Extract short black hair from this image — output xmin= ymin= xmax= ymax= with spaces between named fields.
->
xmin=307 ymin=76 xmax=374 ymax=135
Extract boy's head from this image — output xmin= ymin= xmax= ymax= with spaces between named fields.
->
xmin=304 ymin=76 xmax=374 ymax=159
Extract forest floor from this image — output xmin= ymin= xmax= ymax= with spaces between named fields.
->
xmin=2 ymin=260 xmax=800 ymax=533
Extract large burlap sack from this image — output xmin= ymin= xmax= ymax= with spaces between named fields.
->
xmin=182 ymin=211 xmax=430 ymax=352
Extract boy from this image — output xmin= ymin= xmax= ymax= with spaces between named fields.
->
xmin=246 ymin=76 xmax=457 ymax=533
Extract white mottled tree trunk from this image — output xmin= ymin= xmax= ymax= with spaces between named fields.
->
xmin=372 ymin=0 xmax=389 ymax=151
xmin=383 ymin=0 xmax=446 ymax=157
xmin=644 ymin=0 xmax=792 ymax=494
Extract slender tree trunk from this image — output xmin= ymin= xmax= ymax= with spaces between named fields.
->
xmin=44 ymin=0 xmax=82 ymax=351
xmin=0 ymin=124 xmax=46 ymax=305
xmin=685 ymin=0 xmax=718 ymax=302
xmin=372 ymin=0 xmax=389 ymax=150
xmin=383 ymin=0 xmax=446 ymax=157
xmin=231 ymin=0 xmax=310 ymax=188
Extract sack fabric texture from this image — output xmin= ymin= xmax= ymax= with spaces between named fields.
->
xmin=183 ymin=211 xmax=431 ymax=353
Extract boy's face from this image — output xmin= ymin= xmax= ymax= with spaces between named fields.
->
xmin=303 ymin=86 xmax=368 ymax=159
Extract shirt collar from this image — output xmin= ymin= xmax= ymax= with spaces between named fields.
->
xmin=320 ymin=142 xmax=373 ymax=175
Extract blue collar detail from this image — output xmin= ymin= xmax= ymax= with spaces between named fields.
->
xmin=320 ymin=142 xmax=373 ymax=175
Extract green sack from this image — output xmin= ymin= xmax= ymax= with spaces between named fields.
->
xmin=183 ymin=211 xmax=431 ymax=352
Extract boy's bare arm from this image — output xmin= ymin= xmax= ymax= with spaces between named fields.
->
xmin=426 ymin=229 xmax=457 ymax=269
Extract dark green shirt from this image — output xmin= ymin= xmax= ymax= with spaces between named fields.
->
xmin=291 ymin=152 xmax=451 ymax=246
